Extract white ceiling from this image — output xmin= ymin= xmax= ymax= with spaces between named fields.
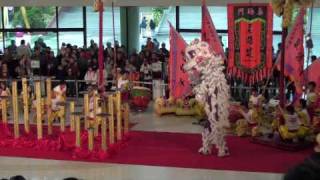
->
xmin=0 ymin=0 xmax=319 ymax=7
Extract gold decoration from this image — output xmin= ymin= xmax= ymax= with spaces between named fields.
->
xmin=270 ymin=0 xmax=312 ymax=28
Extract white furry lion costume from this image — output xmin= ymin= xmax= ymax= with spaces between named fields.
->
xmin=184 ymin=39 xmax=230 ymax=157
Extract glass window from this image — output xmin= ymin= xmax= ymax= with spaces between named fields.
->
xmin=3 ymin=6 xmax=56 ymax=29
xmin=59 ymin=31 xmax=84 ymax=48
xmin=308 ymin=8 xmax=320 ymax=57
xmin=139 ymin=7 xmax=175 ymax=50
xmin=273 ymin=15 xmax=282 ymax=31
xmin=58 ymin=7 xmax=83 ymax=28
xmin=4 ymin=31 xmax=58 ymax=55
xmin=86 ymin=6 xmax=121 ymax=46
xmin=180 ymin=32 xmax=200 ymax=43
xmin=0 ymin=33 xmax=3 ymax=54
xmin=179 ymin=6 xmax=201 ymax=29
xmin=0 ymin=8 xmax=2 ymax=28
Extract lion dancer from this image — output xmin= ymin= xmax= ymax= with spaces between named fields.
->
xmin=184 ymin=40 xmax=230 ymax=157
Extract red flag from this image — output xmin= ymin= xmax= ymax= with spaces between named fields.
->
xmin=201 ymin=0 xmax=225 ymax=59
xmin=168 ymin=22 xmax=191 ymax=99
xmin=304 ymin=60 xmax=320 ymax=91
xmin=277 ymin=8 xmax=305 ymax=96
xmin=98 ymin=2 xmax=105 ymax=89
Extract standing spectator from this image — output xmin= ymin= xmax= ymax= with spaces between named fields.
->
xmin=146 ymin=38 xmax=154 ymax=50
xmin=7 ymin=40 xmax=17 ymax=59
xmin=56 ymin=64 xmax=66 ymax=80
xmin=104 ymin=42 xmax=114 ymax=59
xmin=17 ymin=40 xmax=31 ymax=59
xmin=66 ymin=68 xmax=76 ymax=96
xmin=15 ymin=55 xmax=31 ymax=78
xmin=160 ymin=43 xmax=169 ymax=58
xmin=153 ymin=38 xmax=160 ymax=50
xmin=124 ymin=61 xmax=136 ymax=73
xmin=311 ymin=55 xmax=318 ymax=63
xmin=140 ymin=59 xmax=152 ymax=82
xmin=149 ymin=19 xmax=156 ymax=37
xmin=30 ymin=47 xmax=42 ymax=75
xmin=140 ymin=17 xmax=147 ymax=38
xmin=151 ymin=53 xmax=162 ymax=79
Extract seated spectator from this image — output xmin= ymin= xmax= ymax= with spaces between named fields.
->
xmin=124 ymin=61 xmax=136 ymax=73
xmin=84 ymin=66 xmax=98 ymax=84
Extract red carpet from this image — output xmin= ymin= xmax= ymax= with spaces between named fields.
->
xmin=0 ymin=125 xmax=313 ymax=173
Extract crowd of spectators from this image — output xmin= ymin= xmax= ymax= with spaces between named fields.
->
xmin=0 ymin=37 xmax=170 ymax=94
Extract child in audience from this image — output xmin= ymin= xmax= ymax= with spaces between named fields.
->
xmin=278 ymin=105 xmax=308 ymax=141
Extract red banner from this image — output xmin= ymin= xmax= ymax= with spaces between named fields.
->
xmin=202 ymin=0 xmax=225 ymax=59
xmin=304 ymin=60 xmax=320 ymax=92
xmin=168 ymin=22 xmax=191 ymax=99
xmin=277 ymin=9 xmax=305 ymax=96
xmin=227 ymin=3 xmax=273 ymax=84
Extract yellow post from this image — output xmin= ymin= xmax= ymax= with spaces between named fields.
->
xmin=84 ymin=93 xmax=89 ymax=129
xmin=35 ymin=80 xmax=42 ymax=139
xmin=75 ymin=114 xmax=81 ymax=148
xmin=46 ymin=78 xmax=53 ymax=135
xmin=116 ymin=91 xmax=122 ymax=141
xmin=1 ymin=98 xmax=7 ymax=124
xmin=22 ymin=78 xmax=30 ymax=133
xmin=108 ymin=95 xmax=115 ymax=144
xmin=88 ymin=127 xmax=94 ymax=151
xmin=93 ymin=95 xmax=99 ymax=136
xmin=60 ymin=105 xmax=65 ymax=132
xmin=98 ymin=113 xmax=108 ymax=151
xmin=69 ymin=101 xmax=75 ymax=131
xmin=20 ymin=7 xmax=31 ymax=29
xmin=12 ymin=81 xmax=19 ymax=139
xmin=124 ymin=103 xmax=129 ymax=134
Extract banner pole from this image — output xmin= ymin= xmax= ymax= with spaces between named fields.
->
xmin=280 ymin=27 xmax=288 ymax=107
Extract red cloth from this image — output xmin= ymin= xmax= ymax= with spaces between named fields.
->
xmin=227 ymin=4 xmax=273 ymax=84
xmin=201 ymin=0 xmax=225 ymax=59
xmin=98 ymin=4 xmax=105 ymax=88
xmin=0 ymin=128 xmax=312 ymax=173
xmin=276 ymin=9 xmax=305 ymax=97
xmin=168 ymin=22 xmax=191 ymax=99
xmin=304 ymin=60 xmax=320 ymax=91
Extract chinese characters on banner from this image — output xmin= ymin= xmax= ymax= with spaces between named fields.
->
xmin=168 ymin=23 xmax=191 ymax=99
xmin=202 ymin=0 xmax=225 ymax=59
xmin=227 ymin=4 xmax=273 ymax=84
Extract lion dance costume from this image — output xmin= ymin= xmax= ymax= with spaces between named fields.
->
xmin=184 ymin=40 xmax=230 ymax=157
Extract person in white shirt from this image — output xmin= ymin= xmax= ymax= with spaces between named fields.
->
xmin=17 ymin=40 xmax=31 ymax=59
xmin=140 ymin=60 xmax=152 ymax=81
xmin=84 ymin=66 xmax=98 ymax=85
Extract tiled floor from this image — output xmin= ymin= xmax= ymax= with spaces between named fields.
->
xmin=0 ymin=105 xmax=283 ymax=180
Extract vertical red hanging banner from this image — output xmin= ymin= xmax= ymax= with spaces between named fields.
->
xmin=98 ymin=0 xmax=105 ymax=88
xmin=227 ymin=3 xmax=273 ymax=84
xmin=201 ymin=0 xmax=225 ymax=59
xmin=168 ymin=22 xmax=191 ymax=99
xmin=277 ymin=9 xmax=306 ymax=97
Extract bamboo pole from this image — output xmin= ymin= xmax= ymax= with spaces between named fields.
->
xmin=84 ymin=93 xmax=89 ymax=129
xmin=101 ymin=117 xmax=107 ymax=151
xmin=74 ymin=113 xmax=81 ymax=148
xmin=1 ymin=98 xmax=7 ymax=124
xmin=60 ymin=104 xmax=66 ymax=132
xmin=88 ymin=127 xmax=94 ymax=151
xmin=93 ymin=95 xmax=99 ymax=136
xmin=108 ymin=95 xmax=115 ymax=144
xmin=124 ymin=103 xmax=129 ymax=134
xmin=69 ymin=101 xmax=75 ymax=131
xmin=46 ymin=78 xmax=53 ymax=135
xmin=35 ymin=80 xmax=42 ymax=139
xmin=116 ymin=91 xmax=122 ymax=141
xmin=22 ymin=78 xmax=30 ymax=133
xmin=12 ymin=81 xmax=19 ymax=139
